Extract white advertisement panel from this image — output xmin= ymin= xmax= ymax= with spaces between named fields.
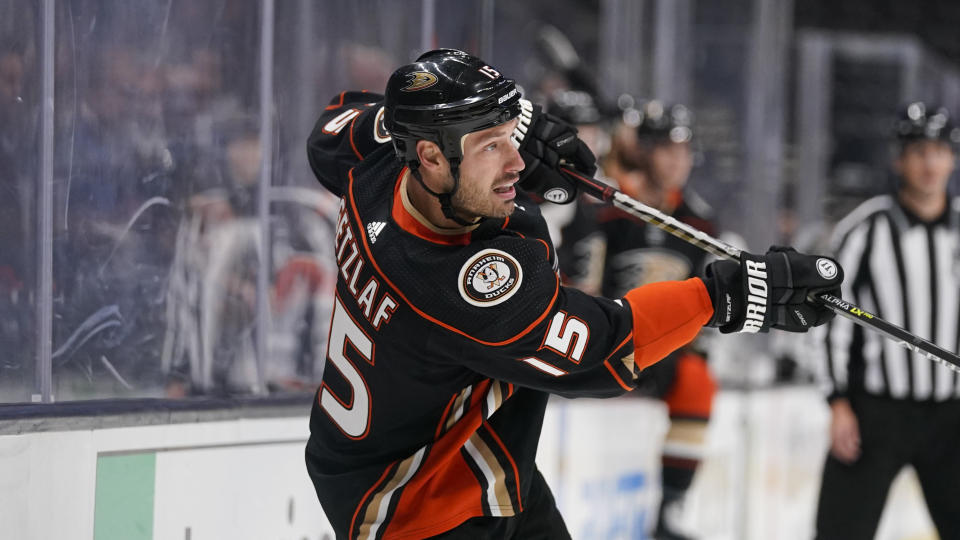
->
xmin=0 ymin=389 xmax=938 ymax=540
xmin=539 ymin=388 xmax=937 ymax=540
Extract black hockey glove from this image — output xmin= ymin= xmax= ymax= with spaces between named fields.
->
xmin=703 ymin=246 xmax=843 ymax=333
xmin=512 ymin=99 xmax=597 ymax=204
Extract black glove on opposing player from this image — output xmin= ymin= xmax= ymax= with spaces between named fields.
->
xmin=512 ymin=99 xmax=597 ymax=204
xmin=703 ymin=246 xmax=844 ymax=333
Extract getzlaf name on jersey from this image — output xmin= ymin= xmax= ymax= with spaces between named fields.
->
xmin=305 ymin=91 xmax=711 ymax=539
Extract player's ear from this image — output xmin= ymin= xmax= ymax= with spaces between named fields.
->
xmin=416 ymin=141 xmax=446 ymax=173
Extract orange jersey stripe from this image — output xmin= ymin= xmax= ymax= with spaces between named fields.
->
xmin=390 ymin=170 xmax=473 ymax=246
xmin=536 ymin=238 xmax=551 ymax=260
xmin=325 ymin=90 xmax=347 ymax=110
xmin=349 ymin=462 xmax=396 ymax=540
xmin=596 ymin=331 xmax=636 ymax=392
xmin=470 ymin=379 xmax=493 ymax=407
xmin=381 ymin=393 xmax=499 ymax=537
xmin=348 ymin=114 xmax=363 ymax=160
xmin=603 ymin=359 xmax=634 ymax=392
xmin=384 ymin=450 xmax=485 ymax=539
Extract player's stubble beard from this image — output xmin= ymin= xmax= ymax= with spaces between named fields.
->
xmin=451 ymin=170 xmax=520 ymax=220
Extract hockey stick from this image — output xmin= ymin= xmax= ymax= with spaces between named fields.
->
xmin=560 ymin=167 xmax=960 ymax=373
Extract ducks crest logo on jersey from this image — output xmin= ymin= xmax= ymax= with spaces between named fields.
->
xmin=458 ymin=249 xmax=523 ymax=307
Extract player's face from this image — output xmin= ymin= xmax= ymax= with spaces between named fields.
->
xmin=648 ymin=141 xmax=693 ymax=191
xmin=897 ymin=140 xmax=955 ymax=198
xmin=455 ymin=118 xmax=524 ymax=219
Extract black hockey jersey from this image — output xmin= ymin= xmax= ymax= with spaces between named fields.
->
xmin=304 ymin=91 xmax=713 ymax=539
xmin=599 ymin=192 xmax=717 ymax=298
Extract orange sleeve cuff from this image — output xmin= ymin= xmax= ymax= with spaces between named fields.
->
xmin=623 ymin=278 xmax=714 ymax=372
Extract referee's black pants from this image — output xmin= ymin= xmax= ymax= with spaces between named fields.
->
xmin=815 ymin=394 xmax=960 ymax=540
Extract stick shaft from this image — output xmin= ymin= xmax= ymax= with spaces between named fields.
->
xmin=563 ymin=168 xmax=960 ymax=373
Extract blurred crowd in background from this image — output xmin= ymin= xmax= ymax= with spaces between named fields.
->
xmin=2 ymin=0 xmax=959 ymax=404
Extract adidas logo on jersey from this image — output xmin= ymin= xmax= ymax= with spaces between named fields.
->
xmin=366 ymin=221 xmax=386 ymax=244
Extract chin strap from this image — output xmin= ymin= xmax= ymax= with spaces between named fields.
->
xmin=410 ymin=161 xmax=477 ymax=227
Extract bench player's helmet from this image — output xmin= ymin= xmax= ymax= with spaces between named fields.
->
xmin=545 ymin=89 xmax=603 ymax=126
xmin=616 ymin=100 xmax=694 ymax=174
xmin=635 ymin=100 xmax=693 ymax=144
xmin=384 ymin=49 xmax=522 ymax=223
xmin=894 ymin=101 xmax=960 ymax=148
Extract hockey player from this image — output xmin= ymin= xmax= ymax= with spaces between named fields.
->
xmin=599 ymin=101 xmax=719 ymax=540
xmin=540 ymin=88 xmax=613 ymax=288
xmin=815 ymin=102 xmax=960 ymax=540
xmin=304 ymin=49 xmax=842 ymax=539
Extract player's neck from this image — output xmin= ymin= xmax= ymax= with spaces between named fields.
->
xmin=403 ymin=169 xmax=476 ymax=230
xmin=898 ymin=186 xmax=947 ymax=223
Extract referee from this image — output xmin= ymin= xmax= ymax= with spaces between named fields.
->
xmin=816 ymin=102 xmax=960 ymax=540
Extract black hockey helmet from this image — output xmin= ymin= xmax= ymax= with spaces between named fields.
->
xmin=545 ymin=89 xmax=603 ymax=126
xmin=894 ymin=101 xmax=960 ymax=148
xmin=383 ymin=49 xmax=521 ymax=224
xmin=634 ymin=100 xmax=693 ymax=144
xmin=384 ymin=49 xmax=521 ymax=166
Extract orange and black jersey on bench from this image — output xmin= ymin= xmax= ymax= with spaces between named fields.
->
xmin=598 ymin=192 xmax=717 ymax=299
xmin=305 ymin=91 xmax=711 ymax=539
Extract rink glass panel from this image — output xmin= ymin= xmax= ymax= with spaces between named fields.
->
xmin=0 ymin=0 xmax=428 ymax=404
xmin=48 ymin=1 xmax=265 ymax=400
xmin=0 ymin=2 xmax=40 ymax=403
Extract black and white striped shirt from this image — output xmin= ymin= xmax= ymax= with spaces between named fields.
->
xmin=824 ymin=194 xmax=960 ymax=402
